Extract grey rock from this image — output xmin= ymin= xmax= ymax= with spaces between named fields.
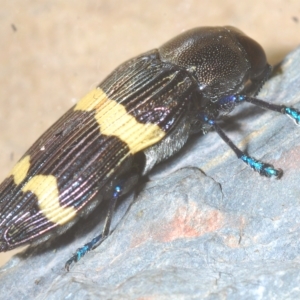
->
xmin=1 ymin=46 xmax=300 ymax=300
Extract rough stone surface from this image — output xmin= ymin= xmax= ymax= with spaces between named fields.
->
xmin=0 ymin=47 xmax=300 ymax=300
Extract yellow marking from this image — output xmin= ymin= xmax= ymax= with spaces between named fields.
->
xmin=22 ymin=175 xmax=76 ymax=225
xmin=11 ymin=155 xmax=31 ymax=185
xmin=75 ymin=89 xmax=166 ymax=154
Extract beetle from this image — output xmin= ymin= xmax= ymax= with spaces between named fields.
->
xmin=0 ymin=26 xmax=299 ymax=270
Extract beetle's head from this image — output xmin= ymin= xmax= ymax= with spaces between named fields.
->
xmin=159 ymin=26 xmax=271 ymax=101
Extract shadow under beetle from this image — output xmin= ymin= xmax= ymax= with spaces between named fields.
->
xmin=0 ymin=26 xmax=299 ymax=270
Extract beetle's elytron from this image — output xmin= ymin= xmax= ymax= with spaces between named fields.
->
xmin=0 ymin=26 xmax=299 ymax=270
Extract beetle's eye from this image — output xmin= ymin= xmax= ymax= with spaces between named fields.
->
xmin=231 ymin=30 xmax=268 ymax=81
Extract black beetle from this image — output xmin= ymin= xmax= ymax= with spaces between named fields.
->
xmin=0 ymin=26 xmax=299 ymax=270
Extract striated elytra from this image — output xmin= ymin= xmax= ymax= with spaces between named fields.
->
xmin=0 ymin=26 xmax=299 ymax=270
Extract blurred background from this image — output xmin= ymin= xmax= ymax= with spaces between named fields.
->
xmin=0 ymin=0 xmax=299 ymax=266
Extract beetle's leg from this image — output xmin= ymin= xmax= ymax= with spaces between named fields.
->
xmin=64 ymin=186 xmax=120 ymax=271
xmin=65 ymin=173 xmax=139 ymax=271
xmin=218 ymin=95 xmax=300 ymax=125
xmin=200 ymin=114 xmax=282 ymax=178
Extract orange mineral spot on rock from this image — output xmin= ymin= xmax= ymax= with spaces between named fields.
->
xmin=223 ymin=235 xmax=241 ymax=248
xmin=130 ymin=202 xmax=225 ymax=248
xmin=158 ymin=203 xmax=224 ymax=243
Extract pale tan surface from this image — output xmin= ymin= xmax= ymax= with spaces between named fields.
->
xmin=0 ymin=0 xmax=299 ymax=266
